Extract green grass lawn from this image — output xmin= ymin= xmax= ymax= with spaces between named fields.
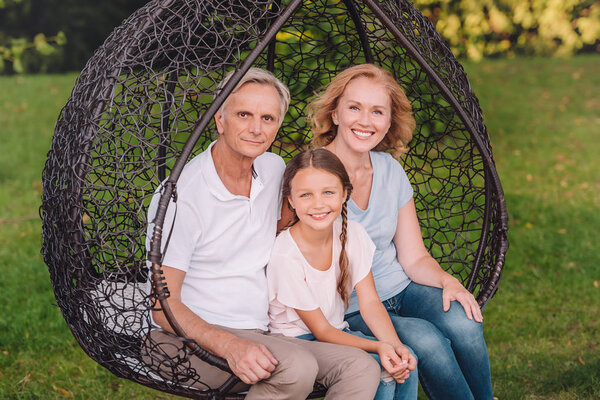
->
xmin=1 ymin=55 xmax=599 ymax=399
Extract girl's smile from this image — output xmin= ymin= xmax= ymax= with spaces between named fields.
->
xmin=309 ymin=212 xmax=331 ymax=220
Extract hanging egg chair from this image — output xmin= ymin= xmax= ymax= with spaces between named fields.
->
xmin=41 ymin=0 xmax=508 ymax=398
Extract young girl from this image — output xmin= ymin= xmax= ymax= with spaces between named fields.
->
xmin=267 ymin=148 xmax=418 ymax=400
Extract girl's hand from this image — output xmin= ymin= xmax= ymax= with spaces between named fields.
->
xmin=442 ymin=277 xmax=483 ymax=323
xmin=377 ymin=342 xmax=411 ymax=383
xmin=393 ymin=343 xmax=417 ymax=373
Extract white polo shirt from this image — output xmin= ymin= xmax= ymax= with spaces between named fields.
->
xmin=146 ymin=141 xmax=285 ymax=330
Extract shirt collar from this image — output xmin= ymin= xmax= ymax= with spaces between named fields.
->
xmin=200 ymin=141 xmax=264 ymax=201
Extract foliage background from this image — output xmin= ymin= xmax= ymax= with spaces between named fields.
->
xmin=0 ymin=0 xmax=598 ymax=398
xmin=1 ymin=0 xmax=599 ymax=73
xmin=415 ymin=0 xmax=600 ymax=60
xmin=0 ymin=0 xmax=147 ymax=73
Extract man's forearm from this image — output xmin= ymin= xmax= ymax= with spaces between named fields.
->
xmin=153 ymin=299 xmax=238 ymax=358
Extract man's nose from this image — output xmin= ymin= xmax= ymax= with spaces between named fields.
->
xmin=248 ymin=116 xmax=261 ymax=134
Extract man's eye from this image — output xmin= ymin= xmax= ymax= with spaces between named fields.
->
xmin=239 ymin=112 xmax=247 ymax=117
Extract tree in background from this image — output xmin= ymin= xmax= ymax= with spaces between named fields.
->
xmin=0 ymin=0 xmax=146 ymax=74
xmin=0 ymin=0 xmax=66 ymax=73
xmin=1 ymin=0 xmax=599 ymax=74
xmin=414 ymin=0 xmax=600 ymax=60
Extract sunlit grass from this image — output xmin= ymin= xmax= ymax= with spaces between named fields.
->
xmin=463 ymin=55 xmax=600 ymax=400
xmin=1 ymin=55 xmax=599 ymax=399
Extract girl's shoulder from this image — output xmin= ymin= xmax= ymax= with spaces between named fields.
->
xmin=272 ymin=228 xmax=295 ymax=254
xmin=346 ymin=219 xmax=364 ymax=233
xmin=344 ymin=219 xmax=372 ymax=245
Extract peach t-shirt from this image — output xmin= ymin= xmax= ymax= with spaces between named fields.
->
xmin=267 ymin=219 xmax=376 ymax=337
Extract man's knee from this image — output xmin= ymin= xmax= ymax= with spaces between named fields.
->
xmin=342 ymin=346 xmax=380 ymax=382
xmin=272 ymin=347 xmax=319 ymax=391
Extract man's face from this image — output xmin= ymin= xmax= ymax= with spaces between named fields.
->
xmin=214 ymin=82 xmax=282 ymax=160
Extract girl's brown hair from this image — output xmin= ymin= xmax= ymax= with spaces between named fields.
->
xmin=308 ymin=64 xmax=416 ymax=158
xmin=282 ymin=148 xmax=354 ymax=308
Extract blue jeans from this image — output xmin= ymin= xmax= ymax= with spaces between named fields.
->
xmin=345 ymin=282 xmax=493 ymax=400
xmin=297 ymin=329 xmax=418 ymax=400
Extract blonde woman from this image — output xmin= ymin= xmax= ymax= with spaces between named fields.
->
xmin=308 ymin=64 xmax=493 ymax=400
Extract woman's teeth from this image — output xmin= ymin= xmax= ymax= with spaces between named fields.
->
xmin=352 ymin=129 xmax=373 ymax=137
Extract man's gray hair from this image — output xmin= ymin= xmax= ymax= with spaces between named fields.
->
xmin=216 ymin=67 xmax=291 ymax=125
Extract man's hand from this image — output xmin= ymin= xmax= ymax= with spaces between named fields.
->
xmin=223 ymin=337 xmax=278 ymax=384
xmin=442 ymin=277 xmax=483 ymax=323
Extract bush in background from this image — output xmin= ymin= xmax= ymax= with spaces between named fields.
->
xmin=0 ymin=0 xmax=146 ymax=74
xmin=1 ymin=0 xmax=599 ymax=74
xmin=0 ymin=0 xmax=64 ymax=73
xmin=415 ymin=0 xmax=600 ymax=60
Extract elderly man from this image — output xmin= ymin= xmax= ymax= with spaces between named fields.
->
xmin=146 ymin=68 xmax=379 ymax=399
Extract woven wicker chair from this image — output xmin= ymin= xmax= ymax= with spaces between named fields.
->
xmin=41 ymin=0 xmax=508 ymax=398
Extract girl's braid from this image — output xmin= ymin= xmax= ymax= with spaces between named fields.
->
xmin=337 ymin=201 xmax=350 ymax=308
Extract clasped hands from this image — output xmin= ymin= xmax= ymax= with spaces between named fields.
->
xmin=377 ymin=342 xmax=417 ymax=384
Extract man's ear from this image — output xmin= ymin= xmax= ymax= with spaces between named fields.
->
xmin=214 ymin=110 xmax=225 ymax=135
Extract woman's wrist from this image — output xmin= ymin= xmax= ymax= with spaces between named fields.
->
xmin=441 ymin=274 xmax=460 ymax=288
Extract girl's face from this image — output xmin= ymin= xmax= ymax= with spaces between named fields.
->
xmin=288 ymin=167 xmax=346 ymax=232
xmin=331 ymin=76 xmax=392 ymax=154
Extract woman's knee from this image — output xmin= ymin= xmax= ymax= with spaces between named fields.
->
xmin=443 ymin=306 xmax=485 ymax=344
xmin=400 ymin=327 xmax=458 ymax=371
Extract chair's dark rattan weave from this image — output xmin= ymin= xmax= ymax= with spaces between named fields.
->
xmin=41 ymin=0 xmax=508 ymax=398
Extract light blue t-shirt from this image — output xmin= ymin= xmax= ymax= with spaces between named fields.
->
xmin=346 ymin=151 xmax=414 ymax=314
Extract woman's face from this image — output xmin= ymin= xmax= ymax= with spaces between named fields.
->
xmin=331 ymin=76 xmax=392 ymax=154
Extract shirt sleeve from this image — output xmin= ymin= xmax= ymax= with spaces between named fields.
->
xmin=346 ymin=221 xmax=376 ymax=289
xmin=389 ymin=154 xmax=414 ymax=210
xmin=267 ymin=235 xmax=320 ymax=311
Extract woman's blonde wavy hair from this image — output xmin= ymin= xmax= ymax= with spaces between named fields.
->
xmin=308 ymin=64 xmax=415 ymax=157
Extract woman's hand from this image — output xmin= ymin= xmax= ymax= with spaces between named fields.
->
xmin=442 ymin=277 xmax=483 ymax=323
xmin=377 ymin=342 xmax=411 ymax=383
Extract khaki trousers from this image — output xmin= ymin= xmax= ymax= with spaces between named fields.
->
xmin=144 ymin=327 xmax=380 ymax=400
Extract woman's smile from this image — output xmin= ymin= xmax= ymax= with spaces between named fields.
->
xmin=351 ymin=128 xmax=375 ymax=139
